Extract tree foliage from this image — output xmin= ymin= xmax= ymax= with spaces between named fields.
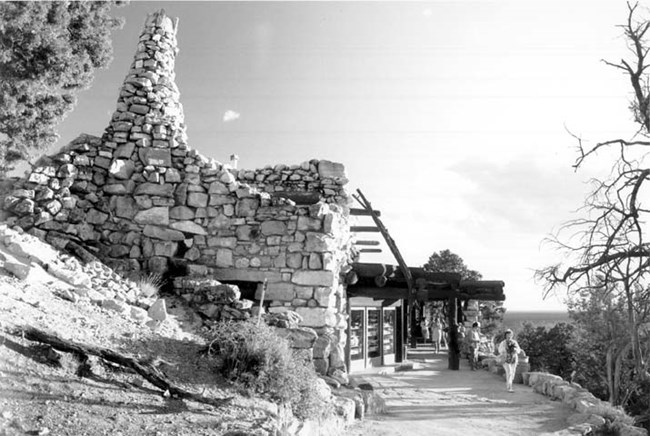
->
xmin=0 ymin=1 xmax=125 ymax=175
xmin=567 ymin=285 xmax=631 ymax=403
xmin=516 ymin=322 xmax=575 ymax=379
xmin=423 ymin=249 xmax=505 ymax=338
xmin=423 ymin=249 xmax=482 ymax=280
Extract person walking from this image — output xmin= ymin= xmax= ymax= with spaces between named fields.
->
xmin=431 ymin=319 xmax=442 ymax=353
xmin=421 ymin=318 xmax=430 ymax=344
xmin=468 ymin=322 xmax=481 ymax=370
xmin=498 ymin=329 xmax=521 ymax=392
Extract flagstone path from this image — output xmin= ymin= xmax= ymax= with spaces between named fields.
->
xmin=348 ymin=347 xmax=573 ymax=436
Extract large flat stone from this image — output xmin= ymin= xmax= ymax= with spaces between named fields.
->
xmin=216 ymin=249 xmax=233 ymax=267
xmin=304 ymin=232 xmax=336 ymax=252
xmin=134 ymin=183 xmax=174 ymax=197
xmin=292 ymin=270 xmax=334 ymax=286
xmin=261 ymin=220 xmax=288 ymax=235
xmin=314 ymin=287 xmax=335 ymax=307
xmin=318 ymin=160 xmax=347 ymax=180
xmin=139 ymin=148 xmax=171 ymax=167
xmin=169 ymin=206 xmax=194 ymax=220
xmin=113 ymin=196 xmax=138 ymax=219
xmin=187 ymin=192 xmax=208 ymax=208
xmin=86 ymin=208 xmax=109 ymax=225
xmin=169 ymin=220 xmax=207 ymax=235
xmin=134 ymin=207 xmax=169 ymax=226
xmin=235 ymin=198 xmax=259 ymax=217
xmin=109 ymin=159 xmax=135 ymax=180
xmin=148 ymin=298 xmax=168 ymax=321
xmin=143 ymin=225 xmax=185 ymax=241
xmin=295 ymin=307 xmax=337 ymax=328
xmin=114 ymin=143 xmax=135 ymax=159
xmin=213 ymin=268 xmax=283 ymax=283
xmin=255 ymin=282 xmax=295 ymax=301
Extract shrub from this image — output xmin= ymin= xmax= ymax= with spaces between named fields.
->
xmin=205 ymin=320 xmax=330 ymax=420
xmin=517 ymin=322 xmax=575 ymax=379
xmin=135 ymin=272 xmax=164 ymax=298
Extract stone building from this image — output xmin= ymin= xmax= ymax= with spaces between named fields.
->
xmin=0 ymin=10 xmax=355 ymax=376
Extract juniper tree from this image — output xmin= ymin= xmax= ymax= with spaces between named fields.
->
xmin=0 ymin=1 xmax=125 ymax=176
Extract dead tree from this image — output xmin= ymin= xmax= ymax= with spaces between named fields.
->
xmin=536 ymin=2 xmax=650 ymax=406
xmin=10 ymin=326 xmax=232 ymax=408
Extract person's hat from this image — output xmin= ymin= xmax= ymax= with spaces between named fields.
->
xmin=504 ymin=329 xmax=513 ymax=335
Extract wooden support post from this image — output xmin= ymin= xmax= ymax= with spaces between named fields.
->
xmin=345 ymin=296 xmax=352 ymax=372
xmin=447 ymin=296 xmax=460 ymax=370
xmin=396 ymin=302 xmax=405 ymax=362
xmin=409 ymin=298 xmax=418 ymax=348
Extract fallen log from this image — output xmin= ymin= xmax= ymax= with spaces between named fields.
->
xmin=12 ymin=326 xmax=232 ymax=408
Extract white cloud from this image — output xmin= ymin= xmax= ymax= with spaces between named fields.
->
xmin=222 ymin=110 xmax=241 ymax=123
xmin=448 ymin=157 xmax=589 ymax=237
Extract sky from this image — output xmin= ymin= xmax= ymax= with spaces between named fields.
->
xmin=49 ymin=1 xmax=645 ymax=312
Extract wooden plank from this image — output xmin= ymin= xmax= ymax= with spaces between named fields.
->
xmin=350 ymin=208 xmax=382 ymax=217
xmin=350 ymin=226 xmax=380 ymax=232
xmin=346 ymin=284 xmax=503 ymax=302
xmin=347 ymin=286 xmax=409 ymax=299
xmin=359 ymin=248 xmax=382 ymax=253
xmin=460 ymin=280 xmax=505 ymax=288
xmin=352 ymin=263 xmax=461 ymax=284
xmin=353 ymin=240 xmax=380 ymax=246
xmin=354 ymin=190 xmax=415 ymax=297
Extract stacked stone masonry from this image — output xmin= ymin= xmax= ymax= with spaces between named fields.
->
xmin=0 ymin=10 xmax=354 ymax=376
xmin=524 ymin=372 xmax=647 ymax=436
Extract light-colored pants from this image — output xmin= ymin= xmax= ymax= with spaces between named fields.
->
xmin=503 ymin=362 xmax=517 ymax=386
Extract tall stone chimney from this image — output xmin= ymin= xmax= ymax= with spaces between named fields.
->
xmin=102 ymin=10 xmax=187 ymax=188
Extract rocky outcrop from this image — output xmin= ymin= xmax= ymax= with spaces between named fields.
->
xmin=0 ymin=224 xmax=168 ymax=328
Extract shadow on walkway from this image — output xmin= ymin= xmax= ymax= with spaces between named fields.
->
xmin=349 ymin=346 xmax=572 ymax=436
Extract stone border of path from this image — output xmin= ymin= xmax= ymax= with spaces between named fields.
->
xmin=523 ymin=372 xmax=646 ymax=436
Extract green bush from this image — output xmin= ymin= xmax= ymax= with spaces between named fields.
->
xmin=205 ymin=320 xmax=330 ymax=420
xmin=517 ymin=322 xmax=575 ymax=379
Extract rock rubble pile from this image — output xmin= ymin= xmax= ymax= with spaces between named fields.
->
xmin=0 ymin=224 xmax=170 ymax=329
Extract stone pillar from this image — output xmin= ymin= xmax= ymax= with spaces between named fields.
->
xmin=100 ymin=10 xmax=189 ymax=275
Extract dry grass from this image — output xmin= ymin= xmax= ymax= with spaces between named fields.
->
xmin=134 ymin=272 xmax=164 ymax=298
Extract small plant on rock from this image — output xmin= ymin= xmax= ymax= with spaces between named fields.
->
xmin=136 ymin=273 xmax=164 ymax=298
xmin=205 ymin=320 xmax=331 ymax=420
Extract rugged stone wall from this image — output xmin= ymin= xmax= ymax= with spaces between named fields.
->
xmin=0 ymin=10 xmax=354 ymax=376
xmin=523 ymin=372 xmax=647 ymax=436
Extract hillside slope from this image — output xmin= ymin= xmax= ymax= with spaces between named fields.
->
xmin=0 ymin=225 xmax=284 ymax=436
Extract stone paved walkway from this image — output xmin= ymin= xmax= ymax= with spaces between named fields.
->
xmin=348 ymin=347 xmax=573 ymax=436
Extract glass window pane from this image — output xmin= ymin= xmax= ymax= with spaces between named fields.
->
xmin=350 ymin=309 xmax=364 ymax=361
xmin=368 ymin=309 xmax=380 ymax=358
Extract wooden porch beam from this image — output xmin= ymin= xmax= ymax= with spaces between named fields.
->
xmin=353 ymin=240 xmax=381 ymax=246
xmin=350 ymin=226 xmax=380 ymax=232
xmin=350 ymin=208 xmax=382 ymax=217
